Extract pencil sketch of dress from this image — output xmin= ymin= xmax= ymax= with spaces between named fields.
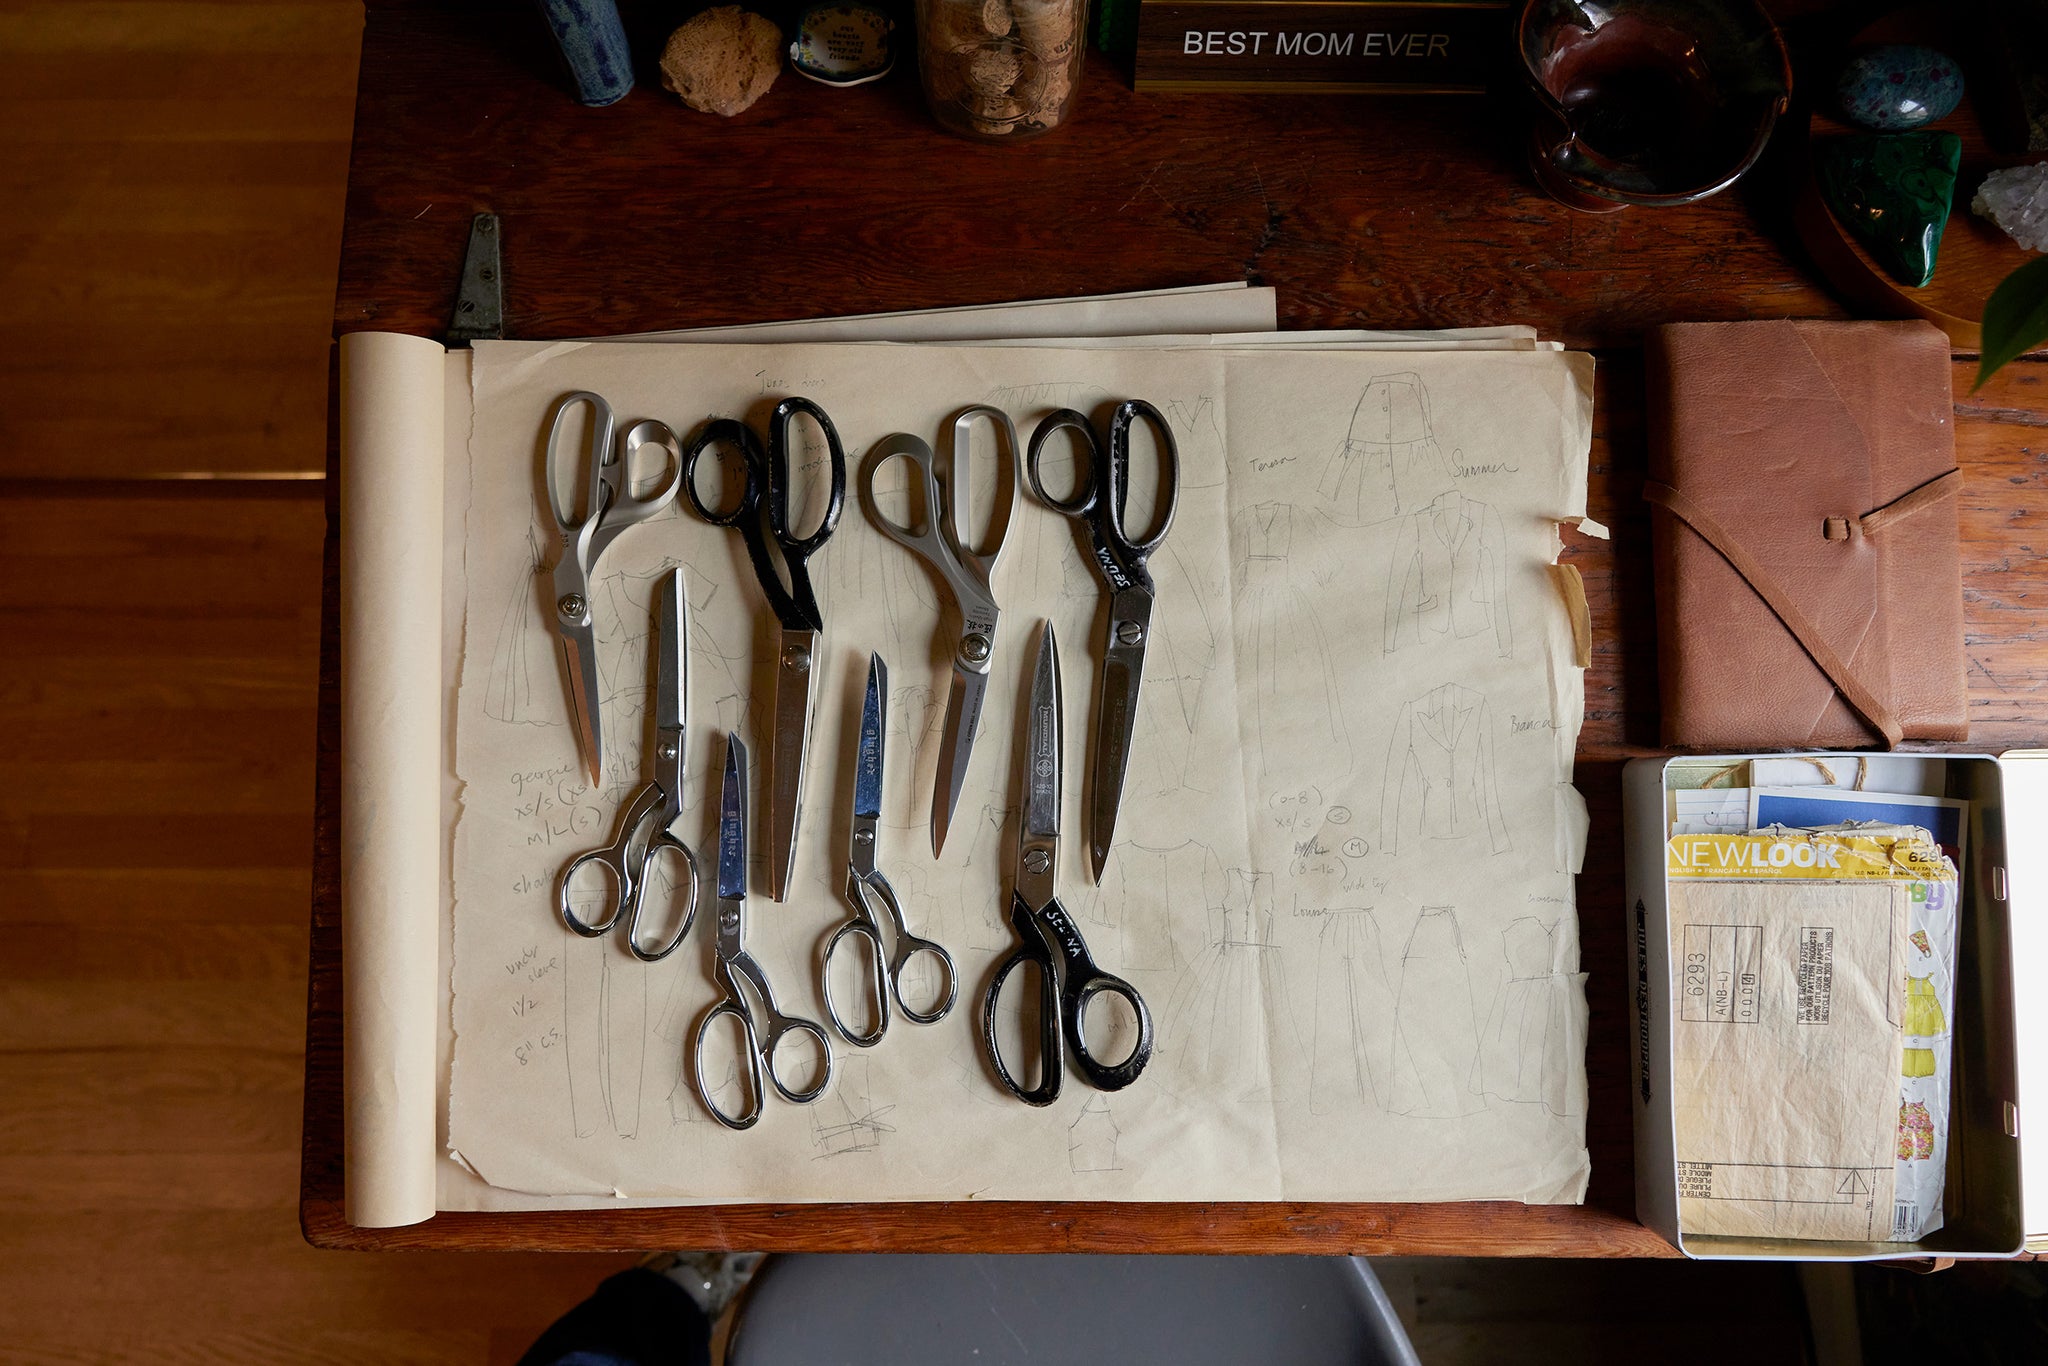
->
xmin=1165 ymin=868 xmax=1287 ymax=1101
xmin=884 ymin=681 xmax=946 ymax=832
xmin=1105 ymin=839 xmax=1223 ymax=974
xmin=1384 ymin=491 xmax=1513 ymax=657
xmin=484 ymin=525 xmax=561 ymax=725
xmin=1319 ymin=372 xmax=1454 ymax=519
xmin=1134 ymin=540 xmax=1220 ymax=796
xmin=1389 ymin=907 xmax=1485 ymax=1118
xmin=1309 ymin=909 xmax=1393 ymax=1113
xmin=1380 ymin=682 xmax=1509 ymax=856
xmin=1232 ymin=502 xmax=1349 ymax=789
xmin=1472 ymin=917 xmax=1583 ymax=1116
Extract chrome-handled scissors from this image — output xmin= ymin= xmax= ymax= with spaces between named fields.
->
xmin=857 ymin=406 xmax=1016 ymax=855
xmin=556 ymin=568 xmax=700 ymax=962
xmin=823 ymin=654 xmax=959 ymax=1047
xmin=980 ymin=623 xmax=1154 ymax=1106
xmin=691 ymin=732 xmax=836 ymax=1130
xmin=684 ymin=399 xmax=846 ymax=903
xmin=1025 ymin=401 xmax=1179 ymax=882
xmin=546 ymin=391 xmax=684 ymax=785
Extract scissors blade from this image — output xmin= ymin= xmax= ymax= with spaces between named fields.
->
xmin=558 ymin=620 xmax=604 ymax=787
xmin=1023 ymin=623 xmax=1062 ymax=845
xmin=1088 ymin=590 xmax=1153 ymax=881
xmin=655 ymin=568 xmax=687 ymax=736
xmin=854 ymin=653 xmax=886 ymax=823
xmin=930 ymin=663 xmax=989 ymax=857
xmin=766 ymin=628 xmax=820 ymax=902
xmin=718 ymin=733 xmax=748 ymax=902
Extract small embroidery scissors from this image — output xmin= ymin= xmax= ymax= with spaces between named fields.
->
xmin=980 ymin=623 xmax=1154 ymax=1106
xmin=857 ymin=406 xmax=1016 ymax=855
xmin=822 ymin=654 xmax=958 ymax=1047
xmin=1025 ymin=401 xmax=1179 ymax=881
xmin=684 ymin=398 xmax=847 ymax=903
xmin=546 ymin=391 xmax=684 ymax=785
xmin=556 ymin=568 xmax=699 ymax=962
xmin=691 ymin=733 xmax=836 ymax=1130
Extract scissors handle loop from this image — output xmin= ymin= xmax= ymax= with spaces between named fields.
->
xmin=1025 ymin=402 xmax=1179 ymax=564
xmin=684 ymin=401 xmax=846 ymax=632
xmin=981 ymin=922 xmax=1065 ymax=1107
xmin=694 ymin=952 xmax=836 ymax=1129
xmin=1103 ymin=399 xmax=1179 ymax=556
xmin=556 ymin=782 xmax=663 ymax=939
xmin=624 ymin=828 xmax=699 ymax=963
xmin=682 ymin=418 xmax=764 ymax=529
xmin=822 ymin=912 xmax=889 ymax=1049
xmin=765 ymin=397 xmax=847 ymax=555
xmin=981 ymin=895 xmax=1154 ymax=1105
xmin=545 ymin=390 xmax=616 ymax=532
xmin=692 ymin=991 xmax=766 ymax=1131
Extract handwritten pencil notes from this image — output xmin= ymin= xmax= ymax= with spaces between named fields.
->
xmin=1666 ymin=830 xmax=1958 ymax=1242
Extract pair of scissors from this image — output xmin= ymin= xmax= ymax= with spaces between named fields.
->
xmin=691 ymin=733 xmax=836 ymax=1130
xmin=546 ymin=391 xmax=684 ymax=785
xmin=857 ymin=406 xmax=1016 ymax=854
xmin=556 ymin=569 xmax=699 ymax=961
xmin=684 ymin=399 xmax=847 ymax=903
xmin=980 ymin=623 xmax=1154 ymax=1106
xmin=822 ymin=654 xmax=958 ymax=1047
xmin=1025 ymin=402 xmax=1179 ymax=881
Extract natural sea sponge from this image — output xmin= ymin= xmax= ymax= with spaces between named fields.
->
xmin=659 ymin=7 xmax=783 ymax=116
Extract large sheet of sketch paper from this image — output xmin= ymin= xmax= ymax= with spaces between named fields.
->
xmin=447 ymin=338 xmax=1594 ymax=1203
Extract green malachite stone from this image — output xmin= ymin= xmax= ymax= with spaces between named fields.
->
xmin=1815 ymin=131 xmax=1963 ymax=288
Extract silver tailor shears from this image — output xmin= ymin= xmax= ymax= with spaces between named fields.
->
xmin=691 ymin=733 xmax=836 ymax=1130
xmin=555 ymin=568 xmax=699 ymax=961
xmin=857 ymin=406 xmax=1016 ymax=855
xmin=684 ymin=399 xmax=846 ymax=903
xmin=980 ymin=623 xmax=1154 ymax=1106
xmin=546 ymin=391 xmax=684 ymax=786
xmin=1026 ymin=401 xmax=1179 ymax=881
xmin=822 ymin=654 xmax=958 ymax=1047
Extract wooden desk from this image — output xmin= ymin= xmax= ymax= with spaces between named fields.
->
xmin=302 ymin=0 xmax=2048 ymax=1252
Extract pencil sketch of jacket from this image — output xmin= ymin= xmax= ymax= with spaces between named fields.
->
xmin=1384 ymin=491 xmax=1513 ymax=657
xmin=1319 ymin=373 xmax=1455 ymax=518
xmin=1381 ymin=682 xmax=1510 ymax=855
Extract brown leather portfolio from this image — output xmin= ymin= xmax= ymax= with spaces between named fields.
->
xmin=1644 ymin=319 xmax=1966 ymax=749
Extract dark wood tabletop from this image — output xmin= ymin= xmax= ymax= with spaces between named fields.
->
xmin=302 ymin=0 xmax=2048 ymax=1253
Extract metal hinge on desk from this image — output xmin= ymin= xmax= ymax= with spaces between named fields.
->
xmin=447 ymin=212 xmax=504 ymax=345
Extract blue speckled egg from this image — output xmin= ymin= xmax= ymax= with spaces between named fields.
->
xmin=1836 ymin=45 xmax=1964 ymax=131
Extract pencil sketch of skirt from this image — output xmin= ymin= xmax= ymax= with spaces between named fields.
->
xmin=1389 ymin=907 xmax=1486 ymax=1118
xmin=1319 ymin=373 xmax=1455 ymax=518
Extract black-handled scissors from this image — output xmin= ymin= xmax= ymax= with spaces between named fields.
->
xmin=979 ymin=622 xmax=1154 ymax=1106
xmin=684 ymin=398 xmax=847 ymax=903
xmin=1025 ymin=401 xmax=1179 ymax=882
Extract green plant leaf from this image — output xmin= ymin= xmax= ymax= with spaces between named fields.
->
xmin=1976 ymin=252 xmax=2048 ymax=391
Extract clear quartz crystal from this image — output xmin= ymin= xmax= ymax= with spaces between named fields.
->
xmin=1971 ymin=164 xmax=2048 ymax=253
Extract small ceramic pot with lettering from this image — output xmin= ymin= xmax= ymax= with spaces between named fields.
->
xmin=1514 ymin=0 xmax=1792 ymax=212
xmin=915 ymin=0 xmax=1088 ymax=140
